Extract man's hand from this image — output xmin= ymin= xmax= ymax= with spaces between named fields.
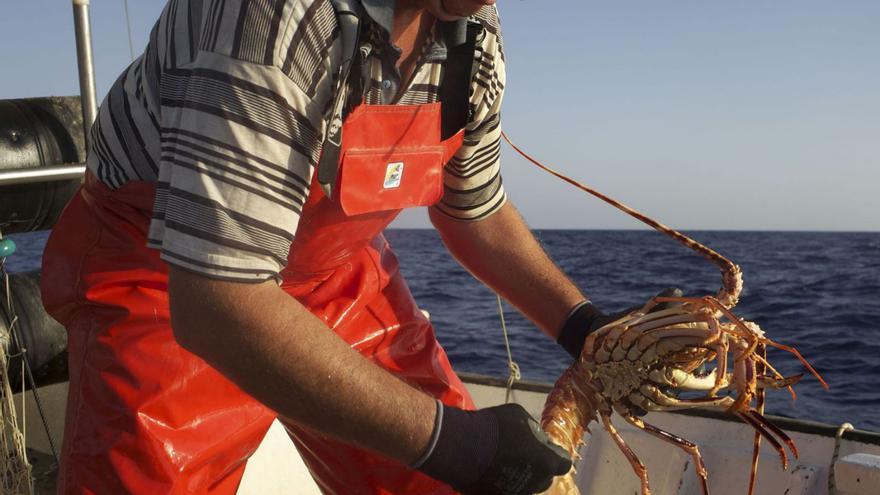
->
xmin=415 ymin=403 xmax=572 ymax=494
xmin=556 ymin=288 xmax=684 ymax=359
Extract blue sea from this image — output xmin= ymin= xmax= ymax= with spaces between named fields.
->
xmin=7 ymin=229 xmax=880 ymax=431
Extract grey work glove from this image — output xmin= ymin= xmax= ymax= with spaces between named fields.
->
xmin=413 ymin=402 xmax=572 ymax=494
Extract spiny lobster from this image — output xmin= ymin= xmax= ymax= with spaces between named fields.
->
xmin=502 ymin=133 xmax=828 ymax=495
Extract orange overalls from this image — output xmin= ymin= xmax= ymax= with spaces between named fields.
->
xmin=42 ymin=81 xmax=474 ymax=493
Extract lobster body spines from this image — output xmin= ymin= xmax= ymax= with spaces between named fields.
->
xmin=541 ymin=365 xmax=602 ymax=457
xmin=540 ymin=364 xmax=602 ymax=495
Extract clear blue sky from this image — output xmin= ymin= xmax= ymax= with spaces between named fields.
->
xmin=2 ymin=1 xmax=877 ymax=230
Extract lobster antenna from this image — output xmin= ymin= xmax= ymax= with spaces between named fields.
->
xmin=501 ymin=131 xmax=743 ymax=307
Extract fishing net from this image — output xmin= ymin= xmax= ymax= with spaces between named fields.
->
xmin=1 ymin=336 xmax=33 ymax=494
xmin=1 ymin=234 xmax=34 ymax=495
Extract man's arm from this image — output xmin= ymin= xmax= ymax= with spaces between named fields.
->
xmin=167 ymin=266 xmax=436 ymax=464
xmin=430 ymin=200 xmax=586 ymax=339
xmin=169 ymin=265 xmax=571 ymax=492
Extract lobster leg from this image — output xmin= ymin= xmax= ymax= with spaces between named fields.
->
xmin=736 ymin=411 xmax=789 ymax=469
xmin=762 ymin=339 xmax=830 ymax=390
xmin=619 ymin=413 xmax=711 ymax=495
xmin=707 ymin=318 xmax=729 ymax=396
xmin=747 ymin=409 xmax=799 ymax=459
xmin=701 ymin=298 xmax=829 ymax=390
xmin=635 ymin=314 xmax=712 ymax=333
xmin=727 ymin=347 xmax=757 ymax=413
xmin=601 ymin=413 xmax=651 ymax=495
xmin=747 ymin=344 xmax=767 ymax=495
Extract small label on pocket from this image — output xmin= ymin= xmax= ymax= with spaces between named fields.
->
xmin=384 ymin=162 xmax=404 ymax=189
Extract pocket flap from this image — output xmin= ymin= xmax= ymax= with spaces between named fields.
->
xmin=338 ymin=148 xmax=445 ymax=216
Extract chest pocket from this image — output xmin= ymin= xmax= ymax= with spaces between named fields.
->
xmin=336 ymin=103 xmax=450 ymax=216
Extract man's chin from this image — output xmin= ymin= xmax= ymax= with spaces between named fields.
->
xmin=433 ymin=0 xmax=495 ymax=21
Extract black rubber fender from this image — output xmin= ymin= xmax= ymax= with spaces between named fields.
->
xmin=0 ymin=96 xmax=86 ymax=234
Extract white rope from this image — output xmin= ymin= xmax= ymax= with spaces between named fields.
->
xmin=828 ymin=422 xmax=854 ymax=495
xmin=123 ymin=0 xmax=135 ymax=61
xmin=496 ymin=295 xmax=521 ymax=404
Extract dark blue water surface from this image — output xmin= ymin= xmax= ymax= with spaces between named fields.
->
xmin=385 ymin=229 xmax=880 ymax=432
xmin=8 ymin=229 xmax=880 ymax=431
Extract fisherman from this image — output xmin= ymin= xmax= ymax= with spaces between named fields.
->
xmin=41 ymin=0 xmax=667 ymax=493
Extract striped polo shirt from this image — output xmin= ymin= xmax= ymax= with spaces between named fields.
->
xmin=87 ymin=0 xmax=507 ymax=281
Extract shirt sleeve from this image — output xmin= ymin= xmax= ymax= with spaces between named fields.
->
xmin=433 ymin=13 xmax=507 ymax=221
xmin=149 ymin=1 xmax=339 ymax=282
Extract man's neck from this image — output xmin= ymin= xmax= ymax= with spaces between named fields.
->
xmin=390 ymin=0 xmax=434 ymax=83
xmin=391 ymin=0 xmax=429 ymax=46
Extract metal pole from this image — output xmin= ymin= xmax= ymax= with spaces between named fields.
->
xmin=72 ymin=0 xmax=98 ymax=145
xmin=0 ymin=165 xmax=86 ymax=187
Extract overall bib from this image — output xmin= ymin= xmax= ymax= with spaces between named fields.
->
xmin=41 ymin=92 xmax=473 ymax=493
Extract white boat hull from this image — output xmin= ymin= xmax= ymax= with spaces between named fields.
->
xmin=12 ymin=375 xmax=880 ymax=494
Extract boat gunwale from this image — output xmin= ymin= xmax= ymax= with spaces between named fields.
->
xmin=457 ymin=371 xmax=880 ymax=446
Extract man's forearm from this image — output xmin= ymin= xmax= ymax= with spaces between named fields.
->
xmin=168 ymin=266 xmax=436 ymax=464
xmin=430 ymin=201 xmax=586 ymax=339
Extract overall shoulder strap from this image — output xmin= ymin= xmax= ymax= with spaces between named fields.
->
xmin=328 ymin=0 xmax=364 ymax=73
xmin=317 ymin=0 xmax=365 ymax=196
xmin=439 ymin=18 xmax=480 ymax=141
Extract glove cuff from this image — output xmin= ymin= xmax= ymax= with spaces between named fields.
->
xmin=409 ymin=400 xmax=444 ymax=469
xmin=414 ymin=404 xmax=499 ymax=489
xmin=556 ymin=300 xmax=605 ymax=359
